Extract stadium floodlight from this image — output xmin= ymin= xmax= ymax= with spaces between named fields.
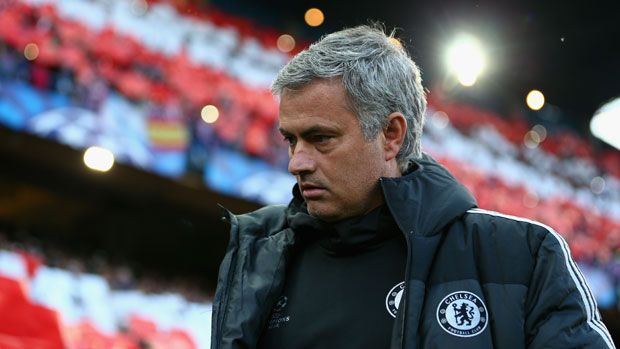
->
xmin=590 ymin=97 xmax=620 ymax=150
xmin=445 ymin=34 xmax=486 ymax=87
xmin=83 ymin=146 xmax=115 ymax=172
xmin=526 ymin=90 xmax=545 ymax=111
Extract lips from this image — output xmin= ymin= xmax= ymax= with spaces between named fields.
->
xmin=300 ymin=183 xmax=326 ymax=199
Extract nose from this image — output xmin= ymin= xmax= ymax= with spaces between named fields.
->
xmin=288 ymin=146 xmax=316 ymax=176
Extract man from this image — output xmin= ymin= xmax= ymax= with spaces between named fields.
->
xmin=211 ymin=25 xmax=615 ymax=349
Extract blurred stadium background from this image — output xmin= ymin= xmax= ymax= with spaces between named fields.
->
xmin=0 ymin=0 xmax=619 ymax=348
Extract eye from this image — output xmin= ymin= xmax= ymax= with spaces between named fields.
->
xmin=311 ymin=134 xmax=332 ymax=144
xmin=282 ymin=135 xmax=296 ymax=147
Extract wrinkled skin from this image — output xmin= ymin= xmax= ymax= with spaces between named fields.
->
xmin=278 ymin=78 xmax=404 ymax=222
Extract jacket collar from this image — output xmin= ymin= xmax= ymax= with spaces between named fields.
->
xmin=380 ymin=153 xmax=477 ymax=237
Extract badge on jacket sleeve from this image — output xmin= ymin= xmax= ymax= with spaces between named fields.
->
xmin=436 ymin=291 xmax=488 ymax=337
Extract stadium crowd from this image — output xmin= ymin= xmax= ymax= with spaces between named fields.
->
xmin=0 ymin=229 xmax=213 ymax=349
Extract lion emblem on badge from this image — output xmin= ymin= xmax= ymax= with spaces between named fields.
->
xmin=436 ymin=291 xmax=488 ymax=337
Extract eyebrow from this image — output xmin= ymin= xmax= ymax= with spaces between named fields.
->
xmin=278 ymin=125 xmax=336 ymax=138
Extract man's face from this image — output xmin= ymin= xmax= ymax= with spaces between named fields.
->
xmin=278 ymin=79 xmax=388 ymax=222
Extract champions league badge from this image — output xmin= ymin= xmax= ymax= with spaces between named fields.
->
xmin=385 ymin=282 xmax=405 ymax=318
xmin=436 ymin=291 xmax=488 ymax=337
xmin=267 ymin=296 xmax=291 ymax=330
xmin=273 ymin=296 xmax=288 ymax=312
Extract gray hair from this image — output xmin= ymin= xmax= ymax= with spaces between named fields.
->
xmin=272 ymin=25 xmax=426 ymax=173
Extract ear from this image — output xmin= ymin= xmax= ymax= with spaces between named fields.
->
xmin=382 ymin=112 xmax=407 ymax=162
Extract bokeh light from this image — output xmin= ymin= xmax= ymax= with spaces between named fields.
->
xmin=532 ymin=124 xmax=547 ymax=142
xmin=590 ymin=98 xmax=620 ymax=150
xmin=201 ymin=105 xmax=219 ymax=123
xmin=591 ymin=176 xmax=606 ymax=194
xmin=522 ymin=191 xmax=539 ymax=208
xmin=524 ymin=130 xmax=541 ymax=149
xmin=131 ymin=0 xmax=148 ymax=16
xmin=445 ymin=34 xmax=486 ymax=87
xmin=24 ymin=43 xmax=39 ymax=61
xmin=431 ymin=111 xmax=450 ymax=129
xmin=277 ymin=34 xmax=296 ymax=53
xmin=304 ymin=8 xmax=324 ymax=27
xmin=83 ymin=146 xmax=115 ymax=172
xmin=526 ymin=90 xmax=545 ymax=110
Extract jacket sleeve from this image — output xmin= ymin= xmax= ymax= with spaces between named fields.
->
xmin=524 ymin=227 xmax=615 ymax=348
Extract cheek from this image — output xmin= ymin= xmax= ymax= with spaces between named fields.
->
xmin=331 ymin=148 xmax=382 ymax=192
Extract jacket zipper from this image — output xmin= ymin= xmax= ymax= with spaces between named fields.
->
xmin=399 ymin=227 xmax=413 ymax=349
xmin=379 ymin=177 xmax=413 ymax=349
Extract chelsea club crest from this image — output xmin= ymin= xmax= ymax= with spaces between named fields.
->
xmin=436 ymin=291 xmax=488 ymax=337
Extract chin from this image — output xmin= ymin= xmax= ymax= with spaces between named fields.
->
xmin=306 ymin=203 xmax=358 ymax=222
xmin=306 ymin=204 xmax=340 ymax=222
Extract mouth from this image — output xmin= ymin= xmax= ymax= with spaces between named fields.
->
xmin=300 ymin=183 xmax=327 ymax=199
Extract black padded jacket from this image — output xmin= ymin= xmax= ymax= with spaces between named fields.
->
xmin=211 ymin=154 xmax=615 ymax=349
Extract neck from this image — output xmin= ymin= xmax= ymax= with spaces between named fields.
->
xmin=382 ymin=161 xmax=402 ymax=179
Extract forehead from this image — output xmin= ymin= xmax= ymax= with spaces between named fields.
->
xmin=278 ymin=79 xmax=358 ymax=132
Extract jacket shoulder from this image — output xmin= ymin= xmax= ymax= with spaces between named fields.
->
xmin=462 ymin=208 xmax=555 ymax=254
xmin=234 ymin=204 xmax=289 ymax=238
xmin=465 ymin=210 xmax=616 ymax=348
